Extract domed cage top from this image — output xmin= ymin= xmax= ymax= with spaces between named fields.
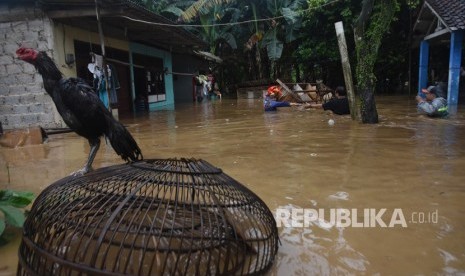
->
xmin=18 ymin=158 xmax=279 ymax=276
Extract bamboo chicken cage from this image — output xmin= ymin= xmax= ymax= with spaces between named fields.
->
xmin=17 ymin=159 xmax=279 ymax=276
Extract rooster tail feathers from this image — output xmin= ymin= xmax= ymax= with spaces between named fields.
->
xmin=105 ymin=120 xmax=143 ymax=162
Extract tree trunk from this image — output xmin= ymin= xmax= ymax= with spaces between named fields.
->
xmin=296 ymin=64 xmax=301 ymax=83
xmin=256 ymin=44 xmax=263 ymax=80
xmin=359 ymin=80 xmax=379 ymax=123
xmin=354 ymin=0 xmax=397 ymax=124
xmin=247 ymin=51 xmax=254 ymax=80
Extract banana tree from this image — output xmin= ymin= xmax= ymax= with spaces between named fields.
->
xmin=141 ymin=0 xmax=238 ymax=54
xmin=262 ymin=0 xmax=305 ymax=58
xmin=179 ymin=0 xmax=236 ymax=22
xmin=175 ymin=1 xmax=241 ymax=55
xmin=197 ymin=7 xmax=239 ymax=54
xmin=149 ymin=0 xmax=305 ymax=80
xmin=256 ymin=0 xmax=306 ymax=78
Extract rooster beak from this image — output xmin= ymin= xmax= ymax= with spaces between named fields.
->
xmin=16 ymin=47 xmax=27 ymax=58
xmin=16 ymin=48 xmax=24 ymax=55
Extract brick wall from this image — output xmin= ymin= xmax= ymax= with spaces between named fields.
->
xmin=0 ymin=4 xmax=64 ymax=130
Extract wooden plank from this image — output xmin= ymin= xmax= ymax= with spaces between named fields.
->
xmin=298 ymin=93 xmax=312 ymax=102
xmin=276 ymin=79 xmax=302 ymax=102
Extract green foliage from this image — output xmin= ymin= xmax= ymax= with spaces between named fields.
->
xmin=0 ymin=219 xmax=4 ymax=236
xmin=353 ymin=0 xmax=399 ymax=123
xmin=140 ymin=0 xmax=418 ymax=87
xmin=180 ymin=0 xmax=236 ymax=22
xmin=294 ymin=0 xmax=359 ymax=84
xmin=249 ymin=0 xmax=307 ymax=79
xmin=267 ymin=0 xmax=306 ymax=44
xmin=0 ymin=190 xmax=34 ymax=208
xmin=263 ymin=29 xmax=284 ymax=61
xmin=161 ymin=5 xmax=184 ymax=18
xmin=406 ymin=0 xmax=420 ymax=9
xmin=197 ymin=7 xmax=239 ymax=53
xmin=0 ymin=206 xmax=25 ymax=228
xmin=355 ymin=0 xmax=398 ymax=89
xmin=0 ymin=190 xmax=34 ymax=241
xmin=340 ymin=7 xmax=353 ymax=18
xmin=307 ymin=0 xmax=327 ymax=6
xmin=137 ymin=0 xmax=195 ymax=21
xmin=282 ymin=7 xmax=299 ymax=25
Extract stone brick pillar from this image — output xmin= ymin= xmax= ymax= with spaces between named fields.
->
xmin=0 ymin=3 xmax=64 ymax=130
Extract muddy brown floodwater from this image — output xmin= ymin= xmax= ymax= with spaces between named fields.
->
xmin=1 ymin=95 xmax=465 ymax=275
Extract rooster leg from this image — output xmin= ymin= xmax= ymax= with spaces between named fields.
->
xmin=71 ymin=138 xmax=101 ymax=176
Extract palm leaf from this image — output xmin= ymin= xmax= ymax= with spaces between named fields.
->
xmin=220 ymin=32 xmax=237 ymax=49
xmin=162 ymin=6 xmax=184 ymax=17
xmin=283 ymin=7 xmax=302 ymax=43
xmin=288 ymin=0 xmax=307 ymax=10
xmin=0 ymin=219 xmax=5 ymax=237
xmin=180 ymin=0 xmax=235 ymax=22
xmin=262 ymin=29 xmax=283 ymax=61
xmin=267 ymin=41 xmax=283 ymax=61
xmin=282 ymin=7 xmax=299 ymax=24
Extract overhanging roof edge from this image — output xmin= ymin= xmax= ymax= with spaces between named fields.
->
xmin=424 ymin=1 xmax=451 ymax=32
xmin=36 ymin=0 xmax=207 ymax=49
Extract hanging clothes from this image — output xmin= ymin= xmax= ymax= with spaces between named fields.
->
xmin=107 ymin=64 xmax=120 ymax=106
xmin=98 ymin=78 xmax=109 ymax=109
xmin=88 ymin=53 xmax=109 ymax=109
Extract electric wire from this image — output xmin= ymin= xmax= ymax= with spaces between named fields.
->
xmin=110 ymin=0 xmax=342 ymax=28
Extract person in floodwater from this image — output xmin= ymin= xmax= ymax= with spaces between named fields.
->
xmin=264 ymin=86 xmax=301 ymax=111
xmin=193 ymin=73 xmax=207 ymax=102
xmin=305 ymin=86 xmax=350 ymax=115
xmin=416 ymin=85 xmax=448 ymax=117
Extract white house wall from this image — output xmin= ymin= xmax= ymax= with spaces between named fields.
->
xmin=52 ymin=23 xmax=130 ymax=79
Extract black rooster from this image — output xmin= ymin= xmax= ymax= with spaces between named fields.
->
xmin=16 ymin=47 xmax=143 ymax=175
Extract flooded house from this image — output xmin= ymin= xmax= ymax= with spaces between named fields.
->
xmin=0 ymin=0 xmax=209 ymax=131
xmin=412 ymin=0 xmax=465 ymax=114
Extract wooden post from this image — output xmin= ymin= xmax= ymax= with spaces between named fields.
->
xmin=335 ymin=21 xmax=359 ymax=120
xmin=95 ymin=0 xmax=111 ymax=112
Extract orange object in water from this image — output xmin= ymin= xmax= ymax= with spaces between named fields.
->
xmin=267 ymin=86 xmax=282 ymax=96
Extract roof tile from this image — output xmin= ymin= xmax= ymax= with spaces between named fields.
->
xmin=427 ymin=0 xmax=465 ymax=29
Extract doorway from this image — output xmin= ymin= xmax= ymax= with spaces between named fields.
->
xmin=113 ymin=63 xmax=132 ymax=116
xmin=74 ymin=40 xmax=134 ymax=116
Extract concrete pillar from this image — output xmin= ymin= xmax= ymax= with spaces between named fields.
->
xmin=447 ymin=30 xmax=463 ymax=114
xmin=418 ymin=40 xmax=429 ymax=96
